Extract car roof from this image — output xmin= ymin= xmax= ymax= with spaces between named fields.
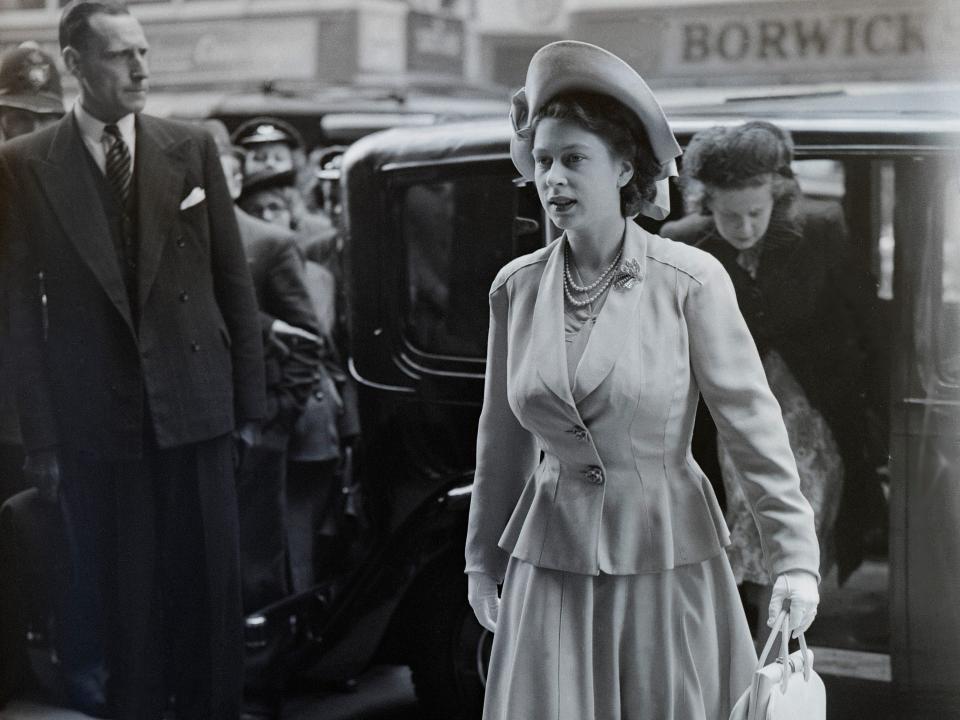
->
xmin=343 ymin=85 xmax=960 ymax=174
xmin=204 ymin=82 xmax=508 ymax=147
xmin=147 ymin=81 xmax=509 ymax=146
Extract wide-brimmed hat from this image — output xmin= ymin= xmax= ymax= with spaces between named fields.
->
xmin=509 ymin=41 xmax=680 ymax=220
xmin=0 ymin=42 xmax=65 ymax=116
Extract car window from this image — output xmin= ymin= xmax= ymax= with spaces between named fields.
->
xmin=891 ymin=154 xmax=960 ymax=392
xmin=401 ymin=172 xmax=543 ymax=358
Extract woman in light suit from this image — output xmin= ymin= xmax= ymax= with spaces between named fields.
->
xmin=465 ymin=41 xmax=822 ymax=720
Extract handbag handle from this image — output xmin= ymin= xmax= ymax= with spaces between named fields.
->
xmin=757 ymin=605 xmax=814 ymax=691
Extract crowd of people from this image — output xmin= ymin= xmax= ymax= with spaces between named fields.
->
xmin=0 ymin=2 xmax=887 ymax=720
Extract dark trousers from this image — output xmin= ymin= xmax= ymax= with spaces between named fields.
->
xmin=237 ymin=444 xmax=290 ymax=613
xmin=58 ymin=433 xmax=242 ymax=720
xmin=285 ymin=459 xmax=340 ymax=592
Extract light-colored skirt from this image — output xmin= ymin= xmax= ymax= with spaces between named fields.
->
xmin=482 ymin=553 xmax=757 ymax=720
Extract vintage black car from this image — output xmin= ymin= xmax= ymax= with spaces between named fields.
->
xmin=317 ymin=87 xmax=958 ymax=720
xmin=200 ymin=81 xmax=508 ymax=149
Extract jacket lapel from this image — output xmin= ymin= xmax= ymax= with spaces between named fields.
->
xmin=135 ymin=116 xmax=188 ymax=311
xmin=532 ymin=237 xmax=577 ymax=408
xmin=31 ymin=115 xmax=135 ymax=332
xmin=572 ymin=222 xmax=649 ymax=403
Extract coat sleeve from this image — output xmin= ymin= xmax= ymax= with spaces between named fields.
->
xmin=264 ymin=240 xmax=324 ymax=430
xmin=685 ymin=254 xmax=821 ymax=581
xmin=465 ymin=279 xmax=539 ymax=583
xmin=201 ymin=132 xmax=266 ymax=424
xmin=0 ymin=152 xmax=59 ymax=452
xmin=263 ymin=240 xmax=321 ymax=337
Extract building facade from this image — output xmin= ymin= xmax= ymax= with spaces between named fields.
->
xmin=0 ymin=0 xmax=468 ymax=90
xmin=468 ymin=0 xmax=959 ymax=89
xmin=0 ymin=0 xmax=956 ymax=100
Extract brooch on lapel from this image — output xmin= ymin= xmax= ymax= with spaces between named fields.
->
xmin=613 ymin=258 xmax=642 ymax=290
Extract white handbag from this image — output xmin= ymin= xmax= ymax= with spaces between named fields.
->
xmin=729 ymin=608 xmax=826 ymax=720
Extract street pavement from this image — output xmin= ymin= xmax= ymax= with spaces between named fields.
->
xmin=0 ymin=559 xmax=901 ymax=719
xmin=0 ymin=666 xmax=420 ymax=720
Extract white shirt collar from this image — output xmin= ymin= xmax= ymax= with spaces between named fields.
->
xmin=73 ymin=102 xmax=137 ymax=175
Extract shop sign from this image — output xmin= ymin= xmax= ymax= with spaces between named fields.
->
xmin=145 ymin=18 xmax=317 ymax=84
xmin=407 ymin=10 xmax=464 ymax=75
xmin=573 ymin=0 xmax=960 ymax=84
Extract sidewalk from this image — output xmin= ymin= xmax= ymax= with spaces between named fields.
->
xmin=0 ymin=560 xmax=897 ymax=720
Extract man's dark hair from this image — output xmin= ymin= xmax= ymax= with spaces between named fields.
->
xmin=59 ymin=1 xmax=130 ymax=52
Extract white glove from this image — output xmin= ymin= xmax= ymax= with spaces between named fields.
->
xmin=467 ymin=571 xmax=500 ymax=633
xmin=768 ymin=571 xmax=819 ymax=638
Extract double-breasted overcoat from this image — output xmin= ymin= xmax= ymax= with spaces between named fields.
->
xmin=0 ymin=112 xmax=265 ymax=718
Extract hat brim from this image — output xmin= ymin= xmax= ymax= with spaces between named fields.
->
xmin=0 ymin=93 xmax=64 ymax=116
xmin=240 ymin=168 xmax=296 ymax=201
xmin=231 ymin=116 xmax=304 ymax=150
xmin=509 ymin=41 xmax=681 ymax=220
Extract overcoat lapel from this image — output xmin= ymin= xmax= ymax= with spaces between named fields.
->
xmin=572 ymin=222 xmax=648 ymax=403
xmin=135 ymin=117 xmax=187 ymax=311
xmin=31 ymin=115 xmax=135 ymax=333
xmin=531 ymin=238 xmax=577 ymax=408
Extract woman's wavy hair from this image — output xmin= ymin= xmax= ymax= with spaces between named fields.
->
xmin=531 ymin=91 xmax=662 ymax=218
xmin=679 ymin=121 xmax=802 ymax=222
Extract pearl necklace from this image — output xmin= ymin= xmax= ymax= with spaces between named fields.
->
xmin=563 ymin=243 xmax=623 ymax=308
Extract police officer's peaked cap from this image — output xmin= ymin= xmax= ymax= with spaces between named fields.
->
xmin=0 ymin=42 xmax=65 ymax=116
xmin=314 ymin=144 xmax=347 ymax=180
xmin=231 ymin=117 xmax=304 ymax=150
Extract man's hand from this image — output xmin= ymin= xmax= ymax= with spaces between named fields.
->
xmin=232 ymin=420 xmax=261 ymax=472
xmin=234 ymin=420 xmax=261 ymax=448
xmin=24 ymin=449 xmax=61 ymax=504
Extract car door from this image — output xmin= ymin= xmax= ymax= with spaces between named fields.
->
xmin=889 ymin=152 xmax=960 ymax=718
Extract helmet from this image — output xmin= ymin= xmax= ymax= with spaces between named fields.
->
xmin=0 ymin=42 xmax=65 ymax=116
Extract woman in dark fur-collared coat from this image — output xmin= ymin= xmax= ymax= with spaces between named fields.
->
xmin=662 ymin=121 xmax=888 ymax=633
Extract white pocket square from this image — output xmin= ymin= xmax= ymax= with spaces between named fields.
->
xmin=180 ymin=186 xmax=206 ymax=210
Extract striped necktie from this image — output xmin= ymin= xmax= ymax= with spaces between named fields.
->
xmin=102 ymin=123 xmax=132 ymax=210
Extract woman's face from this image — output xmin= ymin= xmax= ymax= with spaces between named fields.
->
xmin=532 ymin=118 xmax=632 ymax=234
xmin=708 ymin=179 xmax=775 ymax=250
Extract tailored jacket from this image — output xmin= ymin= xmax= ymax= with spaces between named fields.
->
xmin=0 ymin=113 xmax=265 ymax=458
xmin=662 ymin=200 xmax=888 ymax=580
xmin=465 ymin=220 xmax=820 ymax=582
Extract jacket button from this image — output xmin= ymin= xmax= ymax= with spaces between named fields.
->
xmin=191 ymin=341 xmax=200 ymax=352
xmin=567 ymin=425 xmax=589 ymax=442
xmin=176 ymin=237 xmax=186 ymax=248
xmin=583 ymin=466 xmax=604 ymax=484
xmin=314 ymin=391 xmax=325 ymax=401
xmin=179 ymin=292 xmax=189 ymax=302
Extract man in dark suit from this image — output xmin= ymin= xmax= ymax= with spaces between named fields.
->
xmin=0 ymin=3 xmax=265 ymax=718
